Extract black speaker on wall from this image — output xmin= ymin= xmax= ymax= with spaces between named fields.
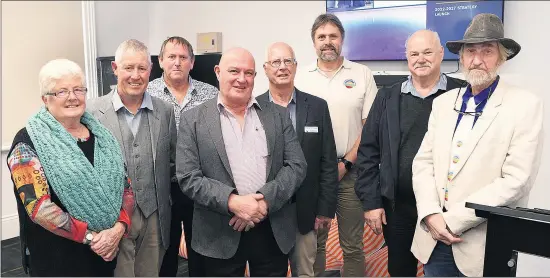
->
xmin=96 ymin=54 xmax=221 ymax=97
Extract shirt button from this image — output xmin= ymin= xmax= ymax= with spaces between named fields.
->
xmin=457 ymin=141 xmax=463 ymax=147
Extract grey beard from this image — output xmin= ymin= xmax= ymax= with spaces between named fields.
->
xmin=464 ymin=68 xmax=498 ymax=87
xmin=319 ymin=53 xmax=339 ymax=62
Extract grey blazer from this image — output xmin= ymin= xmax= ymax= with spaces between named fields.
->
xmin=177 ymin=97 xmax=307 ymax=259
xmin=87 ymin=90 xmax=176 ymax=250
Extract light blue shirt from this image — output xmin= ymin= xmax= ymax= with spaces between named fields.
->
xmin=401 ymin=74 xmax=448 ymax=98
xmin=112 ymin=88 xmax=154 ymax=136
xmin=267 ymin=89 xmax=297 ymax=130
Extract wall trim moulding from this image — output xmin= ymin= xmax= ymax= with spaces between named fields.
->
xmin=81 ymin=1 xmax=99 ymax=99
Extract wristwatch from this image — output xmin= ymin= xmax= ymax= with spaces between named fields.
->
xmin=83 ymin=230 xmax=94 ymax=245
xmin=339 ymin=158 xmax=353 ymax=171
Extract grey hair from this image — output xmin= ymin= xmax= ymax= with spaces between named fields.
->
xmin=311 ymin=13 xmax=345 ymax=41
xmin=458 ymin=42 xmax=513 ymax=64
xmin=39 ymin=59 xmax=85 ymax=96
xmin=114 ymin=39 xmax=152 ymax=65
xmin=404 ymin=29 xmax=442 ymax=53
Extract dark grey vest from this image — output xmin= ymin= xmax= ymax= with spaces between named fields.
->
xmin=118 ymin=111 xmax=158 ymax=217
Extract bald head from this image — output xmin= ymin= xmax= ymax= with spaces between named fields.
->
xmin=265 ymin=42 xmax=295 ymax=62
xmin=219 ymin=47 xmax=256 ymax=69
xmin=405 ymin=30 xmax=444 ymax=79
xmin=215 ymin=47 xmax=256 ymax=107
xmin=405 ymin=30 xmax=441 ymax=52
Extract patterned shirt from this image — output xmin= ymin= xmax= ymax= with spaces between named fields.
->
xmin=8 ymin=139 xmax=134 ymax=242
xmin=147 ymin=75 xmax=219 ymax=129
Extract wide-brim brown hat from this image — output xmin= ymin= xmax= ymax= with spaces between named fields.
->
xmin=446 ymin=13 xmax=521 ymax=60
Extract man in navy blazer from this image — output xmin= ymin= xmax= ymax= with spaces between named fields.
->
xmin=257 ymin=42 xmax=338 ymax=277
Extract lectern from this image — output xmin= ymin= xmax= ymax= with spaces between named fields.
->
xmin=466 ymin=202 xmax=550 ymax=276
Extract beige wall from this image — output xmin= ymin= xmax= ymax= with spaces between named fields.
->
xmin=1 ymin=1 xmax=85 ymax=240
xmin=2 ymin=1 xmax=85 ymax=147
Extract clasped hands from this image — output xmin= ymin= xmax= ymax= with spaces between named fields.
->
xmin=228 ymin=193 xmax=268 ymax=232
xmin=89 ymin=222 xmax=126 ymax=262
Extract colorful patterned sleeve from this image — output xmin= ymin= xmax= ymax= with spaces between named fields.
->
xmin=8 ymin=142 xmax=88 ymax=243
xmin=117 ymin=172 xmax=135 ymax=237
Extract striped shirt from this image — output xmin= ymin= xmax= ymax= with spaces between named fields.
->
xmin=217 ymin=95 xmax=268 ymax=195
xmin=147 ymin=75 xmax=219 ymax=129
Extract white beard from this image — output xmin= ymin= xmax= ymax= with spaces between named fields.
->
xmin=464 ymin=68 xmax=498 ymax=87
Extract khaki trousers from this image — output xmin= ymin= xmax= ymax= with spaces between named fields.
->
xmin=290 ymin=230 xmax=317 ymax=277
xmin=314 ymin=168 xmax=365 ymax=277
xmin=115 ymin=207 xmax=166 ymax=277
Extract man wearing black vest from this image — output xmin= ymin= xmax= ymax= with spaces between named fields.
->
xmin=354 ymin=30 xmax=464 ymax=277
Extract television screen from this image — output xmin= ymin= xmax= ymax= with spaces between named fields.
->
xmin=326 ymin=0 xmax=504 ymax=61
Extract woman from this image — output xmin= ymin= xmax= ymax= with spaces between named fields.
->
xmin=6 ymin=59 xmax=134 ymax=276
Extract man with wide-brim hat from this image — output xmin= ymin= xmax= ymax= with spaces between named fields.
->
xmin=411 ymin=13 xmax=544 ymax=277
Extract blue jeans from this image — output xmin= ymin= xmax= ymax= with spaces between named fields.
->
xmin=424 ymin=242 xmax=466 ymax=277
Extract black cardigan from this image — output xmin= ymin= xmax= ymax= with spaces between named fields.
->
xmin=354 ymin=75 xmax=465 ymax=211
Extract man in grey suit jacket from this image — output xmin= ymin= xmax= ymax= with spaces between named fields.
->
xmin=87 ymin=39 xmax=176 ymax=277
xmin=177 ymin=47 xmax=307 ymax=276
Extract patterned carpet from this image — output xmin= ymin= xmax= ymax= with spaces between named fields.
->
xmin=179 ymin=217 xmax=424 ymax=277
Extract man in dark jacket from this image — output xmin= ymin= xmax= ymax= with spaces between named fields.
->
xmin=258 ymin=42 xmax=339 ymax=277
xmin=354 ymin=30 xmax=464 ymax=277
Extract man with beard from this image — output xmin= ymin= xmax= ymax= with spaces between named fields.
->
xmin=295 ymin=13 xmax=378 ymax=277
xmin=412 ymin=14 xmax=544 ymax=277
xmin=354 ymin=29 xmax=464 ymax=277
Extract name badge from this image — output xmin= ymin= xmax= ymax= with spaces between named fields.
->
xmin=305 ymin=126 xmax=318 ymax=133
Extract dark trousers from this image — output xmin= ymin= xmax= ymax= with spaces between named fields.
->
xmin=382 ymin=199 xmax=419 ymax=277
xmin=159 ymin=184 xmax=205 ymax=277
xmin=423 ymin=242 xmax=465 ymax=277
xmin=203 ymin=219 xmax=288 ymax=277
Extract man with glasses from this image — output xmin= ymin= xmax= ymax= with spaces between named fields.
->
xmin=411 ymin=14 xmax=544 ymax=277
xmin=257 ymin=42 xmax=338 ymax=277
xmin=88 ymin=39 xmax=176 ymax=277
xmin=295 ymin=13 xmax=378 ymax=276
xmin=354 ymin=29 xmax=463 ymax=277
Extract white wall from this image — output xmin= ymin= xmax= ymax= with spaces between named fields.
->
xmin=499 ymin=1 xmax=550 ymax=210
xmin=95 ymin=1 xmax=151 ymax=56
xmin=2 ymin=1 xmax=86 ymax=240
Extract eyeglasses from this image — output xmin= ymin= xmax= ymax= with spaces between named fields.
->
xmin=266 ymin=58 xmax=296 ymax=68
xmin=45 ymin=87 xmax=88 ymax=98
xmin=452 ymin=85 xmax=494 ymax=117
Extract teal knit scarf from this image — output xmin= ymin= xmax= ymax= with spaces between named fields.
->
xmin=26 ymin=107 xmax=125 ymax=231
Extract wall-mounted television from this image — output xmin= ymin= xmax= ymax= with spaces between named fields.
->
xmin=326 ymin=0 xmax=504 ymax=61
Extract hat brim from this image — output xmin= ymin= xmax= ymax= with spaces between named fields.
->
xmin=446 ymin=38 xmax=521 ymax=60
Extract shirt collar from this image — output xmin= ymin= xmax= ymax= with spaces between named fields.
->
xmin=112 ymin=86 xmax=154 ymax=112
xmin=161 ymin=74 xmax=196 ymax=95
xmin=462 ymin=75 xmax=500 ymax=104
xmin=401 ymin=74 xmax=448 ymax=98
xmin=267 ymin=89 xmax=296 ymax=105
xmin=307 ymin=57 xmax=351 ymax=72
xmin=216 ymin=94 xmax=262 ymax=113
